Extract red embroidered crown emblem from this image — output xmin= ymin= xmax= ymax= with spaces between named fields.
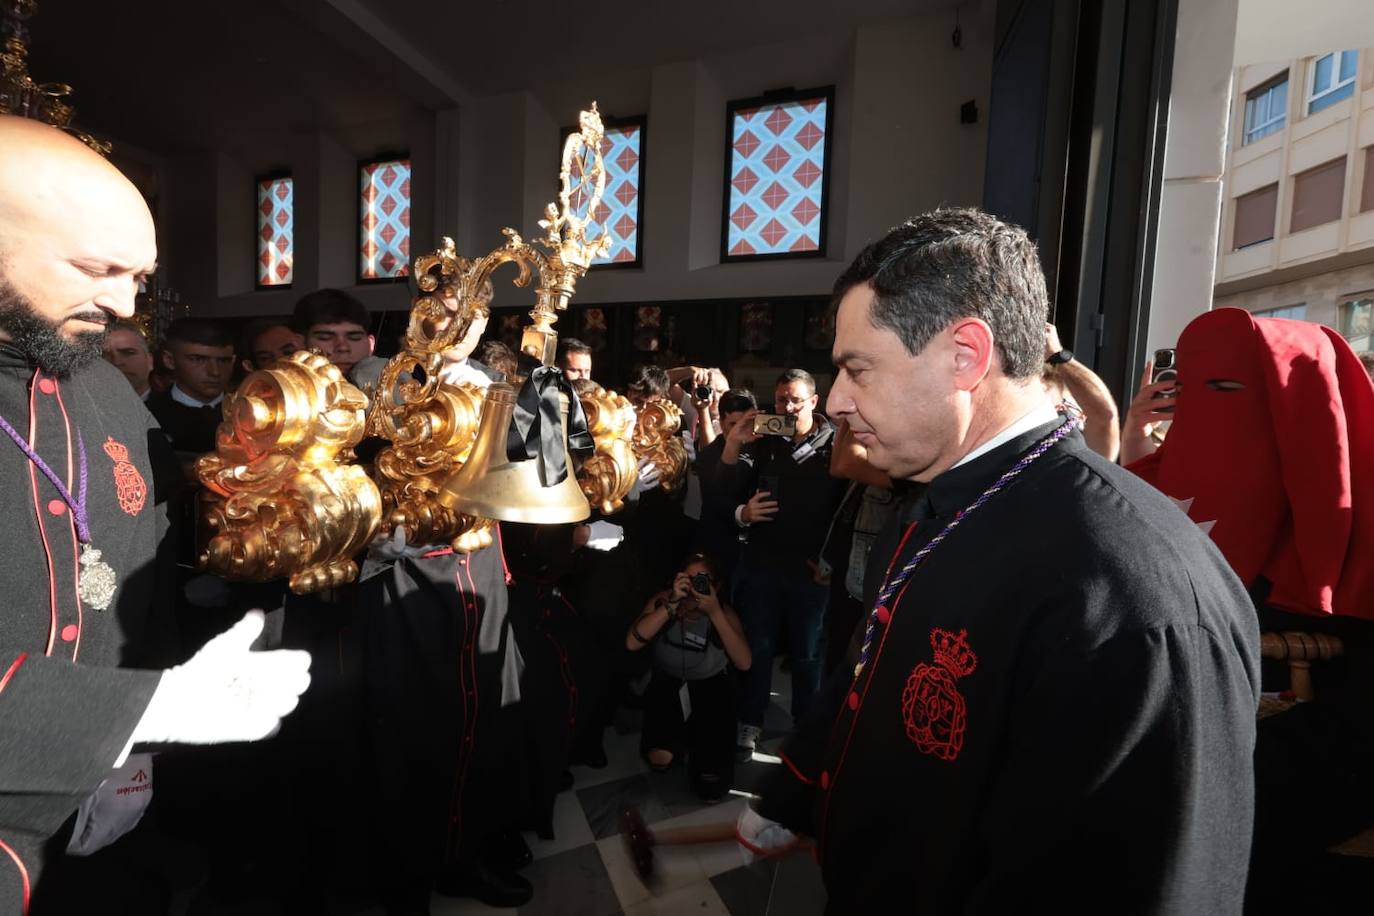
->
xmin=901 ymin=627 xmax=979 ymax=762
xmin=102 ymin=438 xmax=130 ymax=463
xmin=931 ymin=628 xmax=977 ymax=677
xmin=103 ymin=436 xmax=146 ymax=516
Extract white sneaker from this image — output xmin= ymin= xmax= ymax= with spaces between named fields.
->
xmin=736 ymin=723 xmax=762 ymax=761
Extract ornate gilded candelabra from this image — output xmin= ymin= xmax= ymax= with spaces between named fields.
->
xmin=196 ymin=104 xmax=685 ymax=594
xmin=0 ymin=0 xmax=109 ymax=154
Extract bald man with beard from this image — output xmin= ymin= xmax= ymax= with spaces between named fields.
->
xmin=0 ymin=117 xmax=312 ymax=912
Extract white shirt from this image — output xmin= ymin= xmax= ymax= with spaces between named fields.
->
xmin=951 ymin=403 xmax=1061 ymax=470
xmin=438 ymin=358 xmax=493 ymax=389
xmin=169 ymin=384 xmax=224 ymax=409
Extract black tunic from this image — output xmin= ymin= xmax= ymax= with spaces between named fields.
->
xmin=143 ymin=389 xmax=220 ymax=457
xmin=0 ymin=345 xmax=178 ymax=910
xmin=757 ymin=421 xmax=1261 ymax=915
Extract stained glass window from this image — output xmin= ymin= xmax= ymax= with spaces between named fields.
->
xmin=359 ymin=157 xmax=412 ymax=280
xmin=256 ymin=175 xmax=293 ymax=287
xmin=723 ymin=88 xmax=832 ymax=260
xmin=582 ymin=119 xmax=645 ymax=266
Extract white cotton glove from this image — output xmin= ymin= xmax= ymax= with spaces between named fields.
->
xmin=735 ymin=806 xmax=801 ymax=864
xmin=130 ymin=611 xmax=311 ymax=746
xmin=368 ymin=526 xmax=438 ymax=561
xmin=632 ymin=457 xmax=663 ymax=496
xmin=584 ymin=520 xmax=624 ymax=552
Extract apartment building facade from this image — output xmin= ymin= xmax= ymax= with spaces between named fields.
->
xmin=1213 ymin=48 xmax=1374 ymax=352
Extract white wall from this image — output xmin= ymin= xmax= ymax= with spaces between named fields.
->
xmin=175 ymin=10 xmax=992 ymax=318
xmin=1147 ymin=0 xmax=1239 ymax=352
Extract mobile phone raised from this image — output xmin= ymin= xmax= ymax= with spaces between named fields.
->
xmin=752 ymin=413 xmax=798 ymax=437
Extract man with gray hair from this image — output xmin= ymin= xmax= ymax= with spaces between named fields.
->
xmin=746 ymin=209 xmax=1260 ymax=914
xmin=100 ymin=319 xmax=154 ymax=400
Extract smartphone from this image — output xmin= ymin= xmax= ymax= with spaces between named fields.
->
xmin=752 ymin=413 xmax=798 ymax=437
xmin=1151 ymin=348 xmax=1177 ymax=413
xmin=758 ymin=474 xmax=781 ymax=506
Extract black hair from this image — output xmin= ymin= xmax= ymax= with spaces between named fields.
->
xmin=291 ymin=288 xmax=371 ymax=334
xmin=557 ymin=337 xmax=593 ymax=361
xmin=831 ymin=207 xmax=1048 ymax=380
xmin=718 ymin=388 xmax=757 ymax=415
xmin=164 ymin=318 xmax=233 ymax=349
xmin=625 ymin=363 xmax=670 ymax=399
xmin=775 ymin=368 xmax=816 ymax=395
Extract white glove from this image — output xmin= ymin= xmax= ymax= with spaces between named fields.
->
xmin=368 ymin=526 xmax=440 ymax=561
xmin=130 ymin=611 xmax=311 ymax=746
xmin=735 ymin=806 xmax=801 ymax=863
xmin=584 ymin=520 xmax=624 ymax=552
xmin=632 ymin=457 xmax=663 ymax=496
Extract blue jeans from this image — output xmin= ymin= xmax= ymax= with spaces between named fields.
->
xmin=734 ymin=564 xmax=829 ymax=727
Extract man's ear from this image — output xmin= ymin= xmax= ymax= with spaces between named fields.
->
xmin=367 ymin=334 xmax=376 ymax=355
xmin=949 ymin=318 xmax=995 ymax=392
xmin=161 ymin=349 xmax=175 ymax=371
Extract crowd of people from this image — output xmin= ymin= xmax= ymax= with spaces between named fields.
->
xmin=3 ymin=114 xmax=1374 ymax=916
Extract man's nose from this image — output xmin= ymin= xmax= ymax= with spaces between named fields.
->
xmin=826 ymin=384 xmax=852 ymax=418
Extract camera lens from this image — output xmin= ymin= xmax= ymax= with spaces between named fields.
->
xmin=694 ymin=385 xmax=712 ymax=400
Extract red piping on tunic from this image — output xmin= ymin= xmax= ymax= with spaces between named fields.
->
xmin=0 ymin=836 xmax=30 ymax=914
xmin=26 ymin=374 xmax=59 ymax=656
xmin=0 ymin=653 xmax=27 ymax=694
xmin=53 ymin=386 xmax=83 ymax=661
xmin=779 ymin=751 xmax=815 ymax=786
xmin=816 ymin=521 xmax=921 ymax=858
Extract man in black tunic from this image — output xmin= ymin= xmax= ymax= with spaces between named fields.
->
xmin=750 ymin=209 xmax=1260 ymax=914
xmin=0 ymin=116 xmax=311 ymax=912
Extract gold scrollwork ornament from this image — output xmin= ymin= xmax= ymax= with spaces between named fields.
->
xmin=196 ymin=351 xmax=382 ymax=594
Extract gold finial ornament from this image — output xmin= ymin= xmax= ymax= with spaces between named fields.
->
xmin=632 ymin=398 xmax=689 ymax=492
xmin=0 ymin=0 xmax=109 ymax=154
xmin=195 ymin=352 xmax=382 ymax=594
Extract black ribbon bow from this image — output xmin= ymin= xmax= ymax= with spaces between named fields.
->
xmin=505 ymin=366 xmax=595 ymax=486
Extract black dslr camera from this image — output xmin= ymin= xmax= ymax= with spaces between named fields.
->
xmin=690 ymin=572 xmax=713 ymax=595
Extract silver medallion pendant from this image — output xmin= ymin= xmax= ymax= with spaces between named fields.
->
xmin=78 ymin=543 xmax=118 ymax=611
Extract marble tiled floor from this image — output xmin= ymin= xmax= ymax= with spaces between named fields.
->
xmin=435 ymin=667 xmax=826 ymax=916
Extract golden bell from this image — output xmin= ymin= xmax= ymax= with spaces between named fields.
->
xmin=437 ymin=382 xmax=591 ymax=524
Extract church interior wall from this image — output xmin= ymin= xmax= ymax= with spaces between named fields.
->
xmin=156 ymin=9 xmax=992 ymax=320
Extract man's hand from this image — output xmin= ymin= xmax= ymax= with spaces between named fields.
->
xmin=726 ymin=409 xmax=762 ymax=447
xmin=1119 ymin=359 xmax=1175 ymax=464
xmin=631 ymin=457 xmax=663 ymax=496
xmin=1045 ymin=322 xmax=1066 ymax=360
xmin=1124 ymin=359 xmax=1176 ymax=433
xmin=670 ymin=572 xmax=693 ymax=603
xmin=132 ymin=611 xmax=311 ymax=746
xmin=741 ymin=490 xmax=779 ymax=524
xmin=584 ymin=520 xmax=624 ymax=552
xmin=368 ymin=526 xmax=439 ymax=561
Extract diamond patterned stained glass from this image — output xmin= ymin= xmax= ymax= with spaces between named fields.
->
xmin=585 ymin=122 xmax=644 ymax=266
xmin=360 ymin=158 xmax=412 ymax=280
xmin=725 ymin=92 xmax=830 ymax=259
xmin=257 ymin=176 xmax=293 ymax=287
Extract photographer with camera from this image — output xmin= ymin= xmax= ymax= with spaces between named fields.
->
xmin=626 ymin=554 xmax=751 ymax=802
xmin=714 ymin=369 xmax=846 ymax=760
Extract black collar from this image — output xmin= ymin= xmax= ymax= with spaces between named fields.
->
xmin=905 ymin=418 xmax=1077 ymax=523
xmin=0 ymin=342 xmax=32 ymax=370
